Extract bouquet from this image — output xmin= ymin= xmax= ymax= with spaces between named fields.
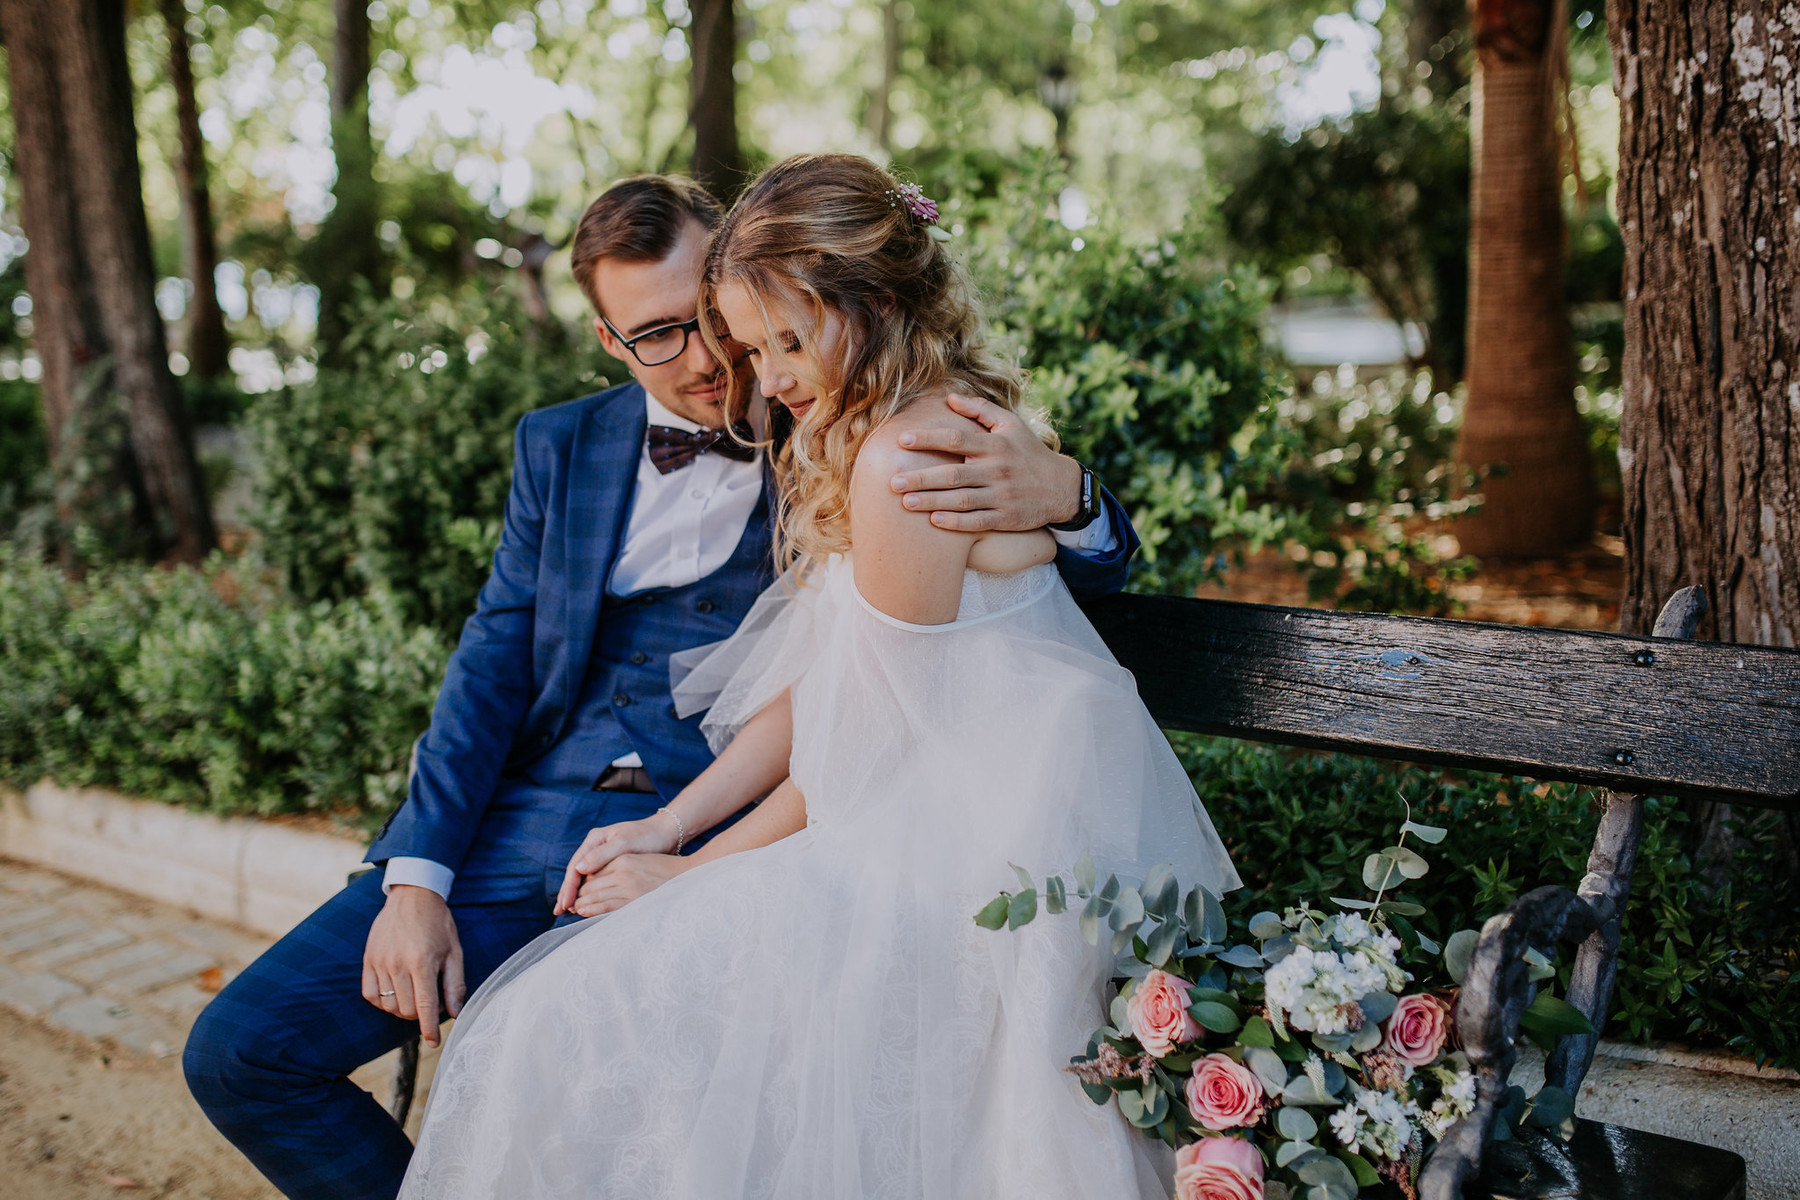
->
xmin=976 ymin=810 xmax=1593 ymax=1200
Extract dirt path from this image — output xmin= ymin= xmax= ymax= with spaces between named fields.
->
xmin=0 ymin=1005 xmax=277 ymax=1200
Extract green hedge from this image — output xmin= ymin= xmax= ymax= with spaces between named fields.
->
xmin=0 ymin=549 xmax=448 ymax=825
xmin=1178 ymin=734 xmax=1800 ymax=1072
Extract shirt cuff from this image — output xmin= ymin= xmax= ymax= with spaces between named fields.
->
xmin=1051 ymin=518 xmax=1119 ymax=556
xmin=383 ymin=857 xmax=455 ymax=902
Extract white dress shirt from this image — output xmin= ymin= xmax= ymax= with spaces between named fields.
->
xmin=384 ymin=392 xmax=1116 ymax=900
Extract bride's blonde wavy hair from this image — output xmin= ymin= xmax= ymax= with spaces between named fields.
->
xmin=698 ymin=154 xmax=1054 ymax=576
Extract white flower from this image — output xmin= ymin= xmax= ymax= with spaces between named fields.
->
xmin=1264 ymin=941 xmax=1398 ymax=1034
xmin=1328 ymin=1086 xmax=1418 ymax=1161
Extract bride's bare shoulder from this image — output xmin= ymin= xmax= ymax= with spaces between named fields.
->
xmin=851 ymin=393 xmax=967 ymax=488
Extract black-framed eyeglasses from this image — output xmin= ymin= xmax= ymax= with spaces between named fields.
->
xmin=600 ymin=315 xmax=702 ymax=368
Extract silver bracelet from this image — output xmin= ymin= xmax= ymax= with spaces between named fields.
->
xmin=659 ymin=805 xmax=686 ymax=855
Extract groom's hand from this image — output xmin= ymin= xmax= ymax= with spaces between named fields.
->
xmin=363 ymin=884 xmax=466 ymax=1049
xmin=568 ymin=854 xmax=690 ymax=918
xmin=889 ymin=392 xmax=1082 ymax=531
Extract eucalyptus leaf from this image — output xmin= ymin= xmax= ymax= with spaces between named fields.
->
xmin=1297 ymin=1155 xmax=1358 ymax=1192
xmin=1445 ymin=929 xmax=1481 ymax=985
xmin=974 ymin=896 xmax=1010 ymax=930
xmin=1414 ymin=929 xmax=1441 ymax=955
xmin=1111 ymin=925 xmax=1137 ymax=956
xmin=1079 ymin=1079 xmax=1110 ymax=1104
xmin=1200 ymin=888 xmax=1228 ymax=944
xmin=1310 ymin=1032 xmax=1354 ymax=1054
xmin=1237 ymin=1015 xmax=1275 ymax=1047
xmin=1281 ymin=1075 xmax=1334 ymax=1106
xmin=1349 ymin=1021 xmax=1382 ymax=1053
xmin=1248 ymin=910 xmax=1285 ymax=939
xmin=1246 ymin=1045 xmax=1290 ymax=1094
xmin=1074 ymin=849 xmax=1096 ymax=895
xmin=1320 ymin=1060 xmax=1346 ymax=1096
xmin=1046 ymin=875 xmax=1067 ymax=915
xmin=1401 ymin=819 xmax=1448 ymax=844
xmin=1216 ymin=944 xmax=1265 ymax=969
xmin=1362 ymin=851 xmax=1398 ymax=892
xmin=1141 ymin=863 xmax=1178 ymax=919
xmin=1331 ymin=897 xmax=1377 ymax=910
xmin=1110 ymin=991 xmax=1132 ymax=1035
xmin=1109 ymin=886 xmax=1145 ymax=932
xmin=1275 ymin=1140 xmax=1320 ymax=1169
xmin=1380 ymin=900 xmax=1426 ymax=917
xmin=1358 ymin=991 xmax=1397 ymax=1025
xmin=1080 ymin=894 xmax=1107 ymax=946
xmin=1117 ymin=1088 xmax=1146 ymax=1122
xmin=1276 ymin=1103 xmax=1318 ymax=1141
xmin=1099 ymin=874 xmax=1122 ymax=904
xmin=1144 ymin=919 xmax=1180 ymax=967
xmin=1007 ymin=888 xmax=1038 ymax=930
xmin=1390 ymin=845 xmax=1430 ymax=879
xmin=1012 ymin=863 xmax=1036 ymax=892
xmin=1190 ymin=1000 xmax=1241 ymax=1034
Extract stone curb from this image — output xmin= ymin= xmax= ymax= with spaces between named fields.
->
xmin=0 ymin=781 xmax=365 ymax=939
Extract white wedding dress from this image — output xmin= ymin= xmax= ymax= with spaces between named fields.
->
xmin=399 ymin=555 xmax=1239 ymax=1199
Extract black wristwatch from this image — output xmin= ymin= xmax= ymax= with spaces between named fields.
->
xmin=1049 ymin=463 xmax=1102 ymax=532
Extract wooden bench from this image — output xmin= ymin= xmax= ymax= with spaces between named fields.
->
xmin=1082 ymin=584 xmax=1799 ymax=1199
xmin=381 ymin=584 xmax=1798 ymax=1196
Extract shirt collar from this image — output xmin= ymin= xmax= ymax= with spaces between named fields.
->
xmin=642 ymin=389 xmax=771 ymax=443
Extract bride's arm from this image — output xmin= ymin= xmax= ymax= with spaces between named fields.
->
xmin=553 ymin=690 xmax=796 ymax=914
xmin=850 ymin=426 xmax=978 ymax=624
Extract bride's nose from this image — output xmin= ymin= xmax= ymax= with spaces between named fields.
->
xmin=755 ymin=357 xmax=793 ymax=397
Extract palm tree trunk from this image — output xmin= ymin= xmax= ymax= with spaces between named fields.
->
xmin=1455 ymin=0 xmax=1595 ymax=556
xmin=159 ymin=0 xmax=229 ymax=381
xmin=1609 ymin=0 xmax=1800 ymax=875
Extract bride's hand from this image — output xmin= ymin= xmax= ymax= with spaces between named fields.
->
xmin=554 ymin=812 xmax=680 ymax=915
xmin=567 ymin=853 xmax=690 ymax=917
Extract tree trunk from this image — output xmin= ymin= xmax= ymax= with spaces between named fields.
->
xmin=868 ymin=0 xmax=901 ymax=151
xmin=0 ymin=0 xmax=215 ymax=563
xmin=1409 ymin=0 xmax=1470 ymax=99
xmin=688 ymin=0 xmax=745 ymax=201
xmin=312 ymin=0 xmax=383 ymax=363
xmin=1608 ymin=0 xmax=1800 ymax=872
xmin=1455 ymin=0 xmax=1595 ymax=556
xmin=159 ymin=0 xmax=229 ymax=381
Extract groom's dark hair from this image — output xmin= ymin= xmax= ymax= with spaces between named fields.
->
xmin=571 ymin=175 xmax=723 ymax=315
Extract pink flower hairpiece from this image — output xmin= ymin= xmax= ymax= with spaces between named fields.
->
xmin=888 ymin=182 xmax=940 ymax=225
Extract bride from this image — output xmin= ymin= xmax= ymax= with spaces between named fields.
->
xmin=399 ymin=154 xmax=1240 ymax=1199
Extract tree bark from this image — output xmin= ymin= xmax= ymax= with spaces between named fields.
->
xmin=688 ymin=0 xmax=745 ymax=201
xmin=159 ymin=0 xmax=229 ymax=381
xmin=1608 ymin=0 xmax=1800 ymax=871
xmin=868 ymin=0 xmax=902 ymax=151
xmin=313 ymin=0 xmax=383 ymax=363
xmin=0 ymin=0 xmax=215 ymax=563
xmin=1455 ymin=0 xmax=1596 ymax=556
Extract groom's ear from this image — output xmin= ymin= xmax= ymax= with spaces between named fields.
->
xmin=593 ymin=317 xmax=626 ymax=360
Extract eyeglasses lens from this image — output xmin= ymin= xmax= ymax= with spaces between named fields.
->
xmin=635 ymin=326 xmax=689 ymax=366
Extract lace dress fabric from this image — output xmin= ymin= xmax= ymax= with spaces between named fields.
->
xmin=400 ymin=556 xmax=1240 ymax=1199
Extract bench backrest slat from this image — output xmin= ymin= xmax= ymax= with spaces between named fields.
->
xmin=1082 ymin=594 xmax=1800 ymax=810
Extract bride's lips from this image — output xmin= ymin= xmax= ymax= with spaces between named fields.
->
xmin=783 ymin=399 xmax=815 ymax=419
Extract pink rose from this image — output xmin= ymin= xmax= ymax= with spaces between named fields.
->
xmin=1384 ymin=993 xmax=1449 ymax=1068
xmin=1125 ymin=969 xmax=1201 ymax=1058
xmin=1184 ymin=1053 xmax=1267 ymax=1131
xmin=1174 ymin=1136 xmax=1265 ymax=1200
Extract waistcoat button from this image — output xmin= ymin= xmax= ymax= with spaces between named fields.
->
xmin=630 ymin=650 xmax=647 ymax=665
xmin=613 ymin=693 xmax=631 ymax=707
xmin=696 ymin=599 xmax=715 ymax=614
xmin=640 ymin=594 xmax=657 ymax=606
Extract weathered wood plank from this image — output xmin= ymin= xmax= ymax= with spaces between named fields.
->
xmin=1082 ymin=594 xmax=1800 ymax=810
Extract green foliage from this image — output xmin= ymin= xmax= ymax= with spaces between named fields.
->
xmin=958 ymin=167 xmax=1472 ymax=610
xmin=249 ymin=290 xmax=613 ymax=633
xmin=0 ymin=548 xmax=449 ymax=826
xmin=1171 ymin=734 xmax=1800 ymax=1071
xmin=0 ymin=378 xmax=47 ymax=537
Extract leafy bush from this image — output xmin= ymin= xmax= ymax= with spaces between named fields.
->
xmin=959 ymin=168 xmax=1472 ymax=610
xmin=0 ymin=548 xmax=449 ymax=826
xmin=1175 ymin=734 xmax=1800 ymax=1072
xmin=0 ymin=378 xmax=47 ymax=538
xmin=249 ymin=291 xmax=618 ymax=633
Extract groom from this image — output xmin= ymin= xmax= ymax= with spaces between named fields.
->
xmin=184 ymin=174 xmax=1139 ymax=1200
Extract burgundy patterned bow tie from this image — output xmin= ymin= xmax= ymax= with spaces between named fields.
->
xmin=646 ymin=423 xmax=758 ymax=474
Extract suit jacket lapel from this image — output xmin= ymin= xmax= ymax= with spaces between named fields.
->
xmin=561 ymin=383 xmax=646 ymax=708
